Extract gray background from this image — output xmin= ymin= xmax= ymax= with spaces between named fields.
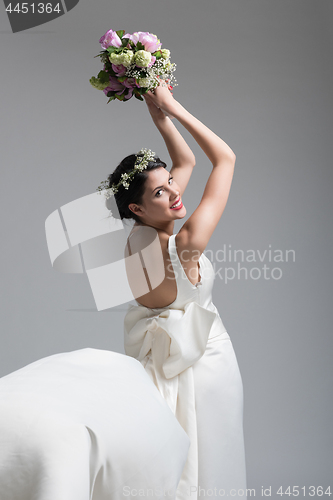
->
xmin=0 ymin=0 xmax=332 ymax=497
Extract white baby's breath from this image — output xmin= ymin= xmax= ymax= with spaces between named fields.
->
xmin=97 ymin=148 xmax=156 ymax=199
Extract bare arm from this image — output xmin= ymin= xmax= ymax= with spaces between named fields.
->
xmin=143 ymin=95 xmax=195 ymax=196
xmin=146 ymin=87 xmax=236 ymax=165
xmin=146 ymin=86 xmax=236 ymax=255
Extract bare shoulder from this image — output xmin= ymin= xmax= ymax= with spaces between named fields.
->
xmin=175 ymin=228 xmax=203 ymax=262
xmin=125 ymin=225 xmax=168 ymax=257
xmin=174 ymin=229 xmax=202 ymax=286
xmin=124 ymin=227 xmax=177 ymax=309
xmin=177 ymin=156 xmax=236 ymax=254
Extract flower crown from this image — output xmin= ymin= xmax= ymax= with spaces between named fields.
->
xmin=97 ymin=148 xmax=156 ymax=199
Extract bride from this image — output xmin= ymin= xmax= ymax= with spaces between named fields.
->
xmin=0 ymin=84 xmax=246 ymax=500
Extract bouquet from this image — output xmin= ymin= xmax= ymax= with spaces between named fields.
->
xmin=90 ymin=30 xmax=177 ymax=103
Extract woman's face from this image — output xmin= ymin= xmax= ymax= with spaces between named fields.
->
xmin=128 ymin=167 xmax=186 ymax=225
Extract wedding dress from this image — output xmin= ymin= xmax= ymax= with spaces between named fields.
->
xmin=0 ymin=233 xmax=247 ymax=500
xmin=124 ymin=233 xmax=247 ymax=500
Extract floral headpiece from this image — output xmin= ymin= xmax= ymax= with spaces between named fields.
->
xmin=97 ymin=148 xmax=156 ymax=200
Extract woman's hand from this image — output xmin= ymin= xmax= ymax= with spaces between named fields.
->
xmin=143 ymin=93 xmax=168 ymax=125
xmin=144 ymin=90 xmax=175 ymax=124
xmin=145 ymin=82 xmax=177 ymax=117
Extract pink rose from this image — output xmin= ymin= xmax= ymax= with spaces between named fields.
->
xmin=103 ymin=77 xmax=125 ymax=96
xmin=122 ymin=77 xmax=139 ymax=89
xmin=111 ymin=64 xmax=127 ymax=76
xmin=124 ymin=88 xmax=134 ymax=100
xmin=124 ymin=31 xmax=162 ymax=53
xmin=99 ymin=30 xmax=122 ymax=50
xmin=147 ymin=55 xmax=156 ymax=67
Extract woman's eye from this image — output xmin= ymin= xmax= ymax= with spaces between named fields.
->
xmin=155 ymin=177 xmax=173 ymax=197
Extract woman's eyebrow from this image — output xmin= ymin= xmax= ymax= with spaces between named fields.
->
xmin=151 ymin=174 xmax=172 ymax=194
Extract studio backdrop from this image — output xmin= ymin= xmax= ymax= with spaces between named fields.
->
xmin=0 ymin=0 xmax=332 ymax=497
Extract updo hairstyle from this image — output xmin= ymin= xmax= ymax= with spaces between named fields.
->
xmin=106 ymin=153 xmax=167 ymax=223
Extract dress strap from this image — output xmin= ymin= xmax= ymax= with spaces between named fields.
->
xmin=168 ymin=234 xmax=183 ymax=279
xmin=168 ymin=234 xmax=202 ymax=289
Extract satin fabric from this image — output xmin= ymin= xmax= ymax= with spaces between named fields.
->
xmin=124 ymin=234 xmax=247 ymax=499
xmin=0 ymin=233 xmax=247 ymax=499
xmin=0 ymin=349 xmax=190 ymax=499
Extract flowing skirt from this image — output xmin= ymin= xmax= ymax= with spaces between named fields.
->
xmin=0 ymin=348 xmax=190 ymax=500
xmin=192 ymin=335 xmax=247 ymax=499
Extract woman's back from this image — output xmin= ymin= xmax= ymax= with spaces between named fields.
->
xmin=124 ymin=226 xmax=224 ymax=316
xmin=125 ymin=226 xmax=204 ymax=309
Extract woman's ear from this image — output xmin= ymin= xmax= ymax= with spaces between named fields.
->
xmin=128 ymin=203 xmax=144 ymax=216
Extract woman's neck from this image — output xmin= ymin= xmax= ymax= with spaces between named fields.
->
xmin=133 ymin=220 xmax=175 ymax=236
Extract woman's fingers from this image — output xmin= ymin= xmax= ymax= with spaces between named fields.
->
xmin=144 ymin=93 xmax=158 ymax=108
xmin=145 ymin=90 xmax=156 ymax=99
xmin=144 ymin=95 xmax=159 ymax=110
xmin=144 ymin=94 xmax=166 ymax=122
xmin=144 ymin=85 xmax=176 ymax=119
xmin=144 ymin=94 xmax=155 ymax=105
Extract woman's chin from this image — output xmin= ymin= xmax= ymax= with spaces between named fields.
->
xmin=171 ymin=205 xmax=186 ymax=218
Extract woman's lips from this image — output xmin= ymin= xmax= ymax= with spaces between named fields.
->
xmin=170 ymin=198 xmax=183 ymax=210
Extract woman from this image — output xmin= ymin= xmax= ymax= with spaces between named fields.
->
xmin=109 ymin=84 xmax=247 ymax=498
xmin=0 ymin=84 xmax=246 ymax=500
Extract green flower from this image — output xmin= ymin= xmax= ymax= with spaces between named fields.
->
xmin=119 ymin=50 xmax=134 ymax=67
xmin=109 ymin=52 xmax=123 ymax=65
xmin=160 ymin=49 xmax=170 ymax=59
xmin=138 ymin=77 xmax=151 ymax=88
xmin=135 ymin=50 xmax=152 ymax=68
xmin=89 ymin=77 xmax=110 ymax=90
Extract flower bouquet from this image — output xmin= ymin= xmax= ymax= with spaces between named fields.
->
xmin=90 ymin=30 xmax=177 ymax=103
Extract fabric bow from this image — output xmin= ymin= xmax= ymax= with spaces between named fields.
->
xmin=124 ymin=301 xmax=218 ymax=500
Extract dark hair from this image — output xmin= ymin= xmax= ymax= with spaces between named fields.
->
xmin=106 ymin=153 xmax=167 ymax=223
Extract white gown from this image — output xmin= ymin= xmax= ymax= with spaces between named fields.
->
xmin=0 ymin=234 xmax=247 ymax=499
xmin=124 ymin=233 xmax=247 ymax=500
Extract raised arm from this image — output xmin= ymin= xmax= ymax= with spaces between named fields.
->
xmin=143 ymin=94 xmax=196 ymax=196
xmin=146 ymin=86 xmax=236 ymax=255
